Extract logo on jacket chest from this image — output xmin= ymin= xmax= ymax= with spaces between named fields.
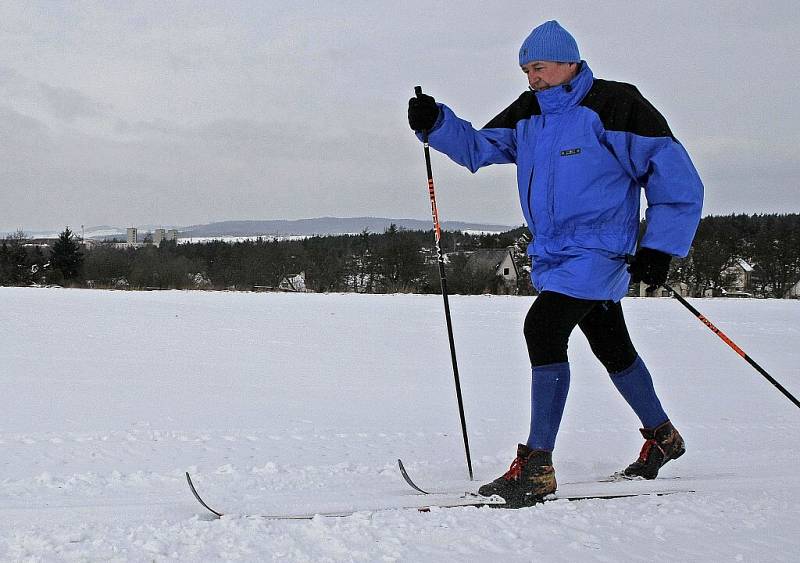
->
xmin=560 ymin=148 xmax=582 ymax=157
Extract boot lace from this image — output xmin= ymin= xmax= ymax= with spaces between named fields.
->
xmin=503 ymin=456 xmax=526 ymax=481
xmin=638 ymin=439 xmax=665 ymax=462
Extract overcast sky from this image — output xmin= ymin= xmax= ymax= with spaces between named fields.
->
xmin=1 ymin=1 xmax=798 ymax=231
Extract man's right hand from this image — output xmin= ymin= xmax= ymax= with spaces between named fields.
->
xmin=408 ymin=93 xmax=439 ymax=132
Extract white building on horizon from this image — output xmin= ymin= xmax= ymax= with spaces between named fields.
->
xmin=153 ymin=228 xmax=179 ymax=246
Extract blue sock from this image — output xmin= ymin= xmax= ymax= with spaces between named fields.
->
xmin=610 ymin=355 xmax=668 ymax=429
xmin=526 ymin=362 xmax=570 ymax=451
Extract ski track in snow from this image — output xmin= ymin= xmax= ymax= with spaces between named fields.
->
xmin=1 ymin=287 xmax=799 ymax=561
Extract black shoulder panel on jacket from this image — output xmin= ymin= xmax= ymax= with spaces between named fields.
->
xmin=482 ymin=91 xmax=541 ymax=129
xmin=580 ymin=79 xmax=675 ymax=140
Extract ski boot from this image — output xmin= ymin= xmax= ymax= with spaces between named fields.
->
xmin=478 ymin=444 xmax=556 ymax=508
xmin=621 ymin=420 xmax=685 ymax=479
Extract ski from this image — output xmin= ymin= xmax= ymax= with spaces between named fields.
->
xmin=397 ymin=459 xmax=695 ymax=500
xmin=599 ymin=471 xmax=735 ymax=483
xmin=187 ymin=470 xmax=692 ymax=521
xmin=185 ymin=472 xmax=505 ymax=520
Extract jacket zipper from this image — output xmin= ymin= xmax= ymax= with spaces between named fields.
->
xmin=526 ymin=166 xmax=535 ymax=230
xmin=547 ymin=120 xmax=557 ymax=226
xmin=546 ymin=116 xmax=565 ymax=228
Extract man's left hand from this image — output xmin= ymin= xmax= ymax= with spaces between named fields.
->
xmin=628 ymin=247 xmax=672 ymax=286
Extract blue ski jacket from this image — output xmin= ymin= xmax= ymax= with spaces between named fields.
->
xmin=420 ymin=62 xmax=703 ymax=301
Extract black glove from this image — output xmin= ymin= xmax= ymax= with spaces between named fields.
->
xmin=628 ymin=247 xmax=672 ymax=286
xmin=408 ymin=93 xmax=439 ymax=132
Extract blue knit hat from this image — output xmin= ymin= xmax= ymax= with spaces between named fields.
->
xmin=519 ymin=20 xmax=580 ymax=65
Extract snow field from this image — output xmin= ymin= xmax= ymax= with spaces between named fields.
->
xmin=1 ymin=288 xmax=799 ymax=561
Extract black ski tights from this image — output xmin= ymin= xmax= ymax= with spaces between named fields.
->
xmin=524 ymin=291 xmax=637 ymax=373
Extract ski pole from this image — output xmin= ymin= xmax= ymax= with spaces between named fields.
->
xmin=414 ymin=85 xmax=474 ymax=480
xmin=662 ymin=284 xmax=800 ymax=410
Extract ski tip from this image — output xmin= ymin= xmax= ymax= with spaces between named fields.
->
xmin=397 ymin=459 xmax=431 ymax=495
xmin=185 ymin=472 xmax=224 ymax=518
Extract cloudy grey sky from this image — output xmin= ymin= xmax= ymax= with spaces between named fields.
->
xmin=1 ymin=1 xmax=798 ymax=231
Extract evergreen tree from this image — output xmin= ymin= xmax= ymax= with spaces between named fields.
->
xmin=751 ymin=215 xmax=799 ymax=297
xmin=83 ymin=245 xmax=134 ymax=287
xmin=343 ymin=229 xmax=376 ymax=293
xmin=0 ymin=240 xmax=10 ymax=285
xmin=0 ymin=231 xmax=32 ymax=286
xmin=50 ymin=227 xmax=84 ymax=282
xmin=375 ymin=224 xmax=425 ymax=292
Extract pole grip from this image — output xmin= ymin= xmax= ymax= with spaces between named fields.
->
xmin=413 ymin=86 xmax=430 ymax=142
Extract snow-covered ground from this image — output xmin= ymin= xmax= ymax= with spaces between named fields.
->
xmin=1 ymin=287 xmax=798 ymax=561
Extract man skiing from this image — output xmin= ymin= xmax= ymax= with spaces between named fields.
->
xmin=407 ymin=20 xmax=703 ymax=508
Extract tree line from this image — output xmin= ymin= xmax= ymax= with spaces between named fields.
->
xmin=2 ymin=214 xmax=799 ymax=297
xmin=667 ymin=213 xmax=800 ymax=297
xmin=136 ymin=225 xmax=532 ymax=294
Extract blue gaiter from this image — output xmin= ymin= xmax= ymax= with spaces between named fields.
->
xmin=526 ymin=362 xmax=570 ymax=451
xmin=609 ymin=355 xmax=668 ymax=429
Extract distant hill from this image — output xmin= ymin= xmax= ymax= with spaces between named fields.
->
xmin=178 ymin=217 xmax=514 ymax=237
xmin=4 ymin=217 xmax=516 ymax=241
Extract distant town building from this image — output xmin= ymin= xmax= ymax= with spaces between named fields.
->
xmin=278 ymin=272 xmax=307 ymax=292
xmin=152 ymin=228 xmax=179 ymax=246
xmin=441 ymin=248 xmax=519 ymax=294
xmin=630 ymin=282 xmax=690 ymax=297
xmin=783 ymin=278 xmax=800 ymax=299
xmin=464 ymin=249 xmax=519 ymax=290
xmin=112 ymin=226 xmax=179 ymax=248
xmin=722 ymin=259 xmax=754 ymax=293
xmin=154 ymin=229 xmax=165 ymax=246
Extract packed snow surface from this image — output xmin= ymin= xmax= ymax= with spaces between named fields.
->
xmin=1 ymin=288 xmax=798 ymax=561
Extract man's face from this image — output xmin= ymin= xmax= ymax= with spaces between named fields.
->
xmin=521 ymin=61 xmax=577 ymax=92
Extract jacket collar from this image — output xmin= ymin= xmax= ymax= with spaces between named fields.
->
xmin=534 ymin=61 xmax=593 ymax=114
